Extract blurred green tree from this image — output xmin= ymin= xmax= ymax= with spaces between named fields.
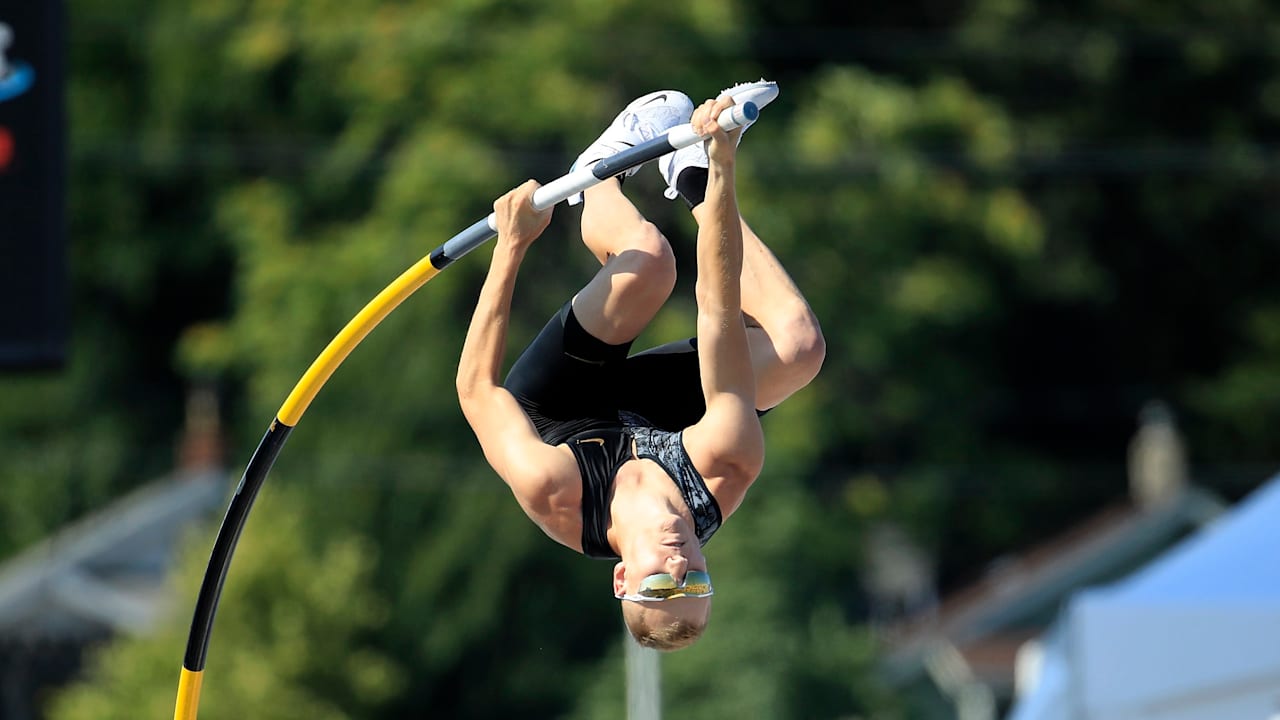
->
xmin=10 ymin=0 xmax=1279 ymax=717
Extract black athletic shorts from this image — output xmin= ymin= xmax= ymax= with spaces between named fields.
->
xmin=504 ymin=301 xmax=706 ymax=446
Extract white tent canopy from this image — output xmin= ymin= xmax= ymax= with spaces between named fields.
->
xmin=1010 ymin=473 xmax=1280 ymax=720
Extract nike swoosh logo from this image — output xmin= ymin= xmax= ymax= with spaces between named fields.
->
xmin=565 ymin=351 xmax=607 ymax=365
xmin=641 ymin=94 xmax=668 ymax=105
xmin=577 ymin=438 xmax=605 ymax=446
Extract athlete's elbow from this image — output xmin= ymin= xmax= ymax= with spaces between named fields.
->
xmin=455 ymin=367 xmax=490 ymax=406
xmin=455 ymin=368 xmax=473 ymax=401
xmin=455 ymin=387 xmax=490 ymax=435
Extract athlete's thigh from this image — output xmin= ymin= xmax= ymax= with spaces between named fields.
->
xmin=571 ymin=245 xmax=675 ymax=347
xmin=618 ymin=340 xmax=706 ymax=431
xmin=505 ymin=301 xmax=628 ymax=425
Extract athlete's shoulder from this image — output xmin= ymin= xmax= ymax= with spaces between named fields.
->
xmin=503 ymin=442 xmax=586 ymax=550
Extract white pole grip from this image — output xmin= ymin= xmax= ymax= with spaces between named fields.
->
xmin=665 ymin=102 xmax=757 ymax=150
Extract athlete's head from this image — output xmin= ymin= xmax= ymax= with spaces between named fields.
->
xmin=613 ymin=539 xmax=712 ymax=651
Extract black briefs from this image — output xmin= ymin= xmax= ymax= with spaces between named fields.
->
xmin=505 ymin=302 xmax=724 ymax=559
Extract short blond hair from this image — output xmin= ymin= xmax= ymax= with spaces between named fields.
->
xmin=621 ymin=601 xmax=708 ymax=651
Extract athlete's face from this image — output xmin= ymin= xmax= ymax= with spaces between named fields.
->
xmin=611 ymin=515 xmax=713 ymax=641
xmin=613 ymin=513 xmax=708 ymax=599
xmin=614 ymin=553 xmax=712 ymax=644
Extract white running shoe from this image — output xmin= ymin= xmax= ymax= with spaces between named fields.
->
xmin=658 ymin=79 xmax=779 ymax=201
xmin=567 ymin=89 xmax=694 ymax=206
xmin=717 ymin=79 xmax=779 ymax=135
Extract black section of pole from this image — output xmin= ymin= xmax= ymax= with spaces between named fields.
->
xmin=182 ymin=419 xmax=294 ymax=670
xmin=590 ymin=137 xmax=678 ymax=182
xmin=435 ymin=216 xmax=495 ymax=268
xmin=429 ymin=246 xmax=453 ymax=271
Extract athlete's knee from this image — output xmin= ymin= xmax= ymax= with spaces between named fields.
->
xmin=615 ymin=221 xmax=676 ymax=291
xmin=774 ymin=304 xmax=825 ymax=383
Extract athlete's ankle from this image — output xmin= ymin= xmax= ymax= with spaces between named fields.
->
xmin=675 ymin=167 xmax=708 ymax=210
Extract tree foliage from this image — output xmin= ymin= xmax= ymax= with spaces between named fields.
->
xmin=0 ymin=0 xmax=1273 ymax=717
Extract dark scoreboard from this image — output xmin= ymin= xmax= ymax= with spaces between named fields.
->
xmin=0 ymin=1 xmax=65 ymax=370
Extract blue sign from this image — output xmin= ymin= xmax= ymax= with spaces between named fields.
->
xmin=0 ymin=61 xmax=33 ymax=103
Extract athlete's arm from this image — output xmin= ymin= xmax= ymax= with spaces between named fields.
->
xmin=456 ymin=183 xmax=576 ymax=508
xmin=683 ymin=98 xmax=766 ymax=497
xmin=456 ymin=181 xmax=548 ymax=405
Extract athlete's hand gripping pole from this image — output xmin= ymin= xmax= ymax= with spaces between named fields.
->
xmin=172 ymin=100 xmax=759 ymax=720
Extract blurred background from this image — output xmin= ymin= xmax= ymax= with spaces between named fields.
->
xmin=1 ymin=0 xmax=1278 ymax=718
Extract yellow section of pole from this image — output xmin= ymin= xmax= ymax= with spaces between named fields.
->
xmin=277 ymin=255 xmax=442 ymax=425
xmin=173 ymin=668 xmax=204 ymax=720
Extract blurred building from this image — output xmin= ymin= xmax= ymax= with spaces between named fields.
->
xmin=1127 ymin=400 xmax=1189 ymax=512
xmin=876 ymin=404 xmax=1225 ymax=719
xmin=0 ymin=388 xmax=227 ymax=719
xmin=865 ymin=521 xmax=939 ymax=628
xmin=1009 ymin=472 xmax=1280 ymax=720
xmin=0 ymin=470 xmax=226 ymax=719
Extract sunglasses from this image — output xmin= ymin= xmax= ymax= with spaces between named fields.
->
xmin=615 ymin=570 xmax=714 ymax=602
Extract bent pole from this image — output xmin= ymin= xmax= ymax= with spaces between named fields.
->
xmin=172 ymin=101 xmax=760 ymax=720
